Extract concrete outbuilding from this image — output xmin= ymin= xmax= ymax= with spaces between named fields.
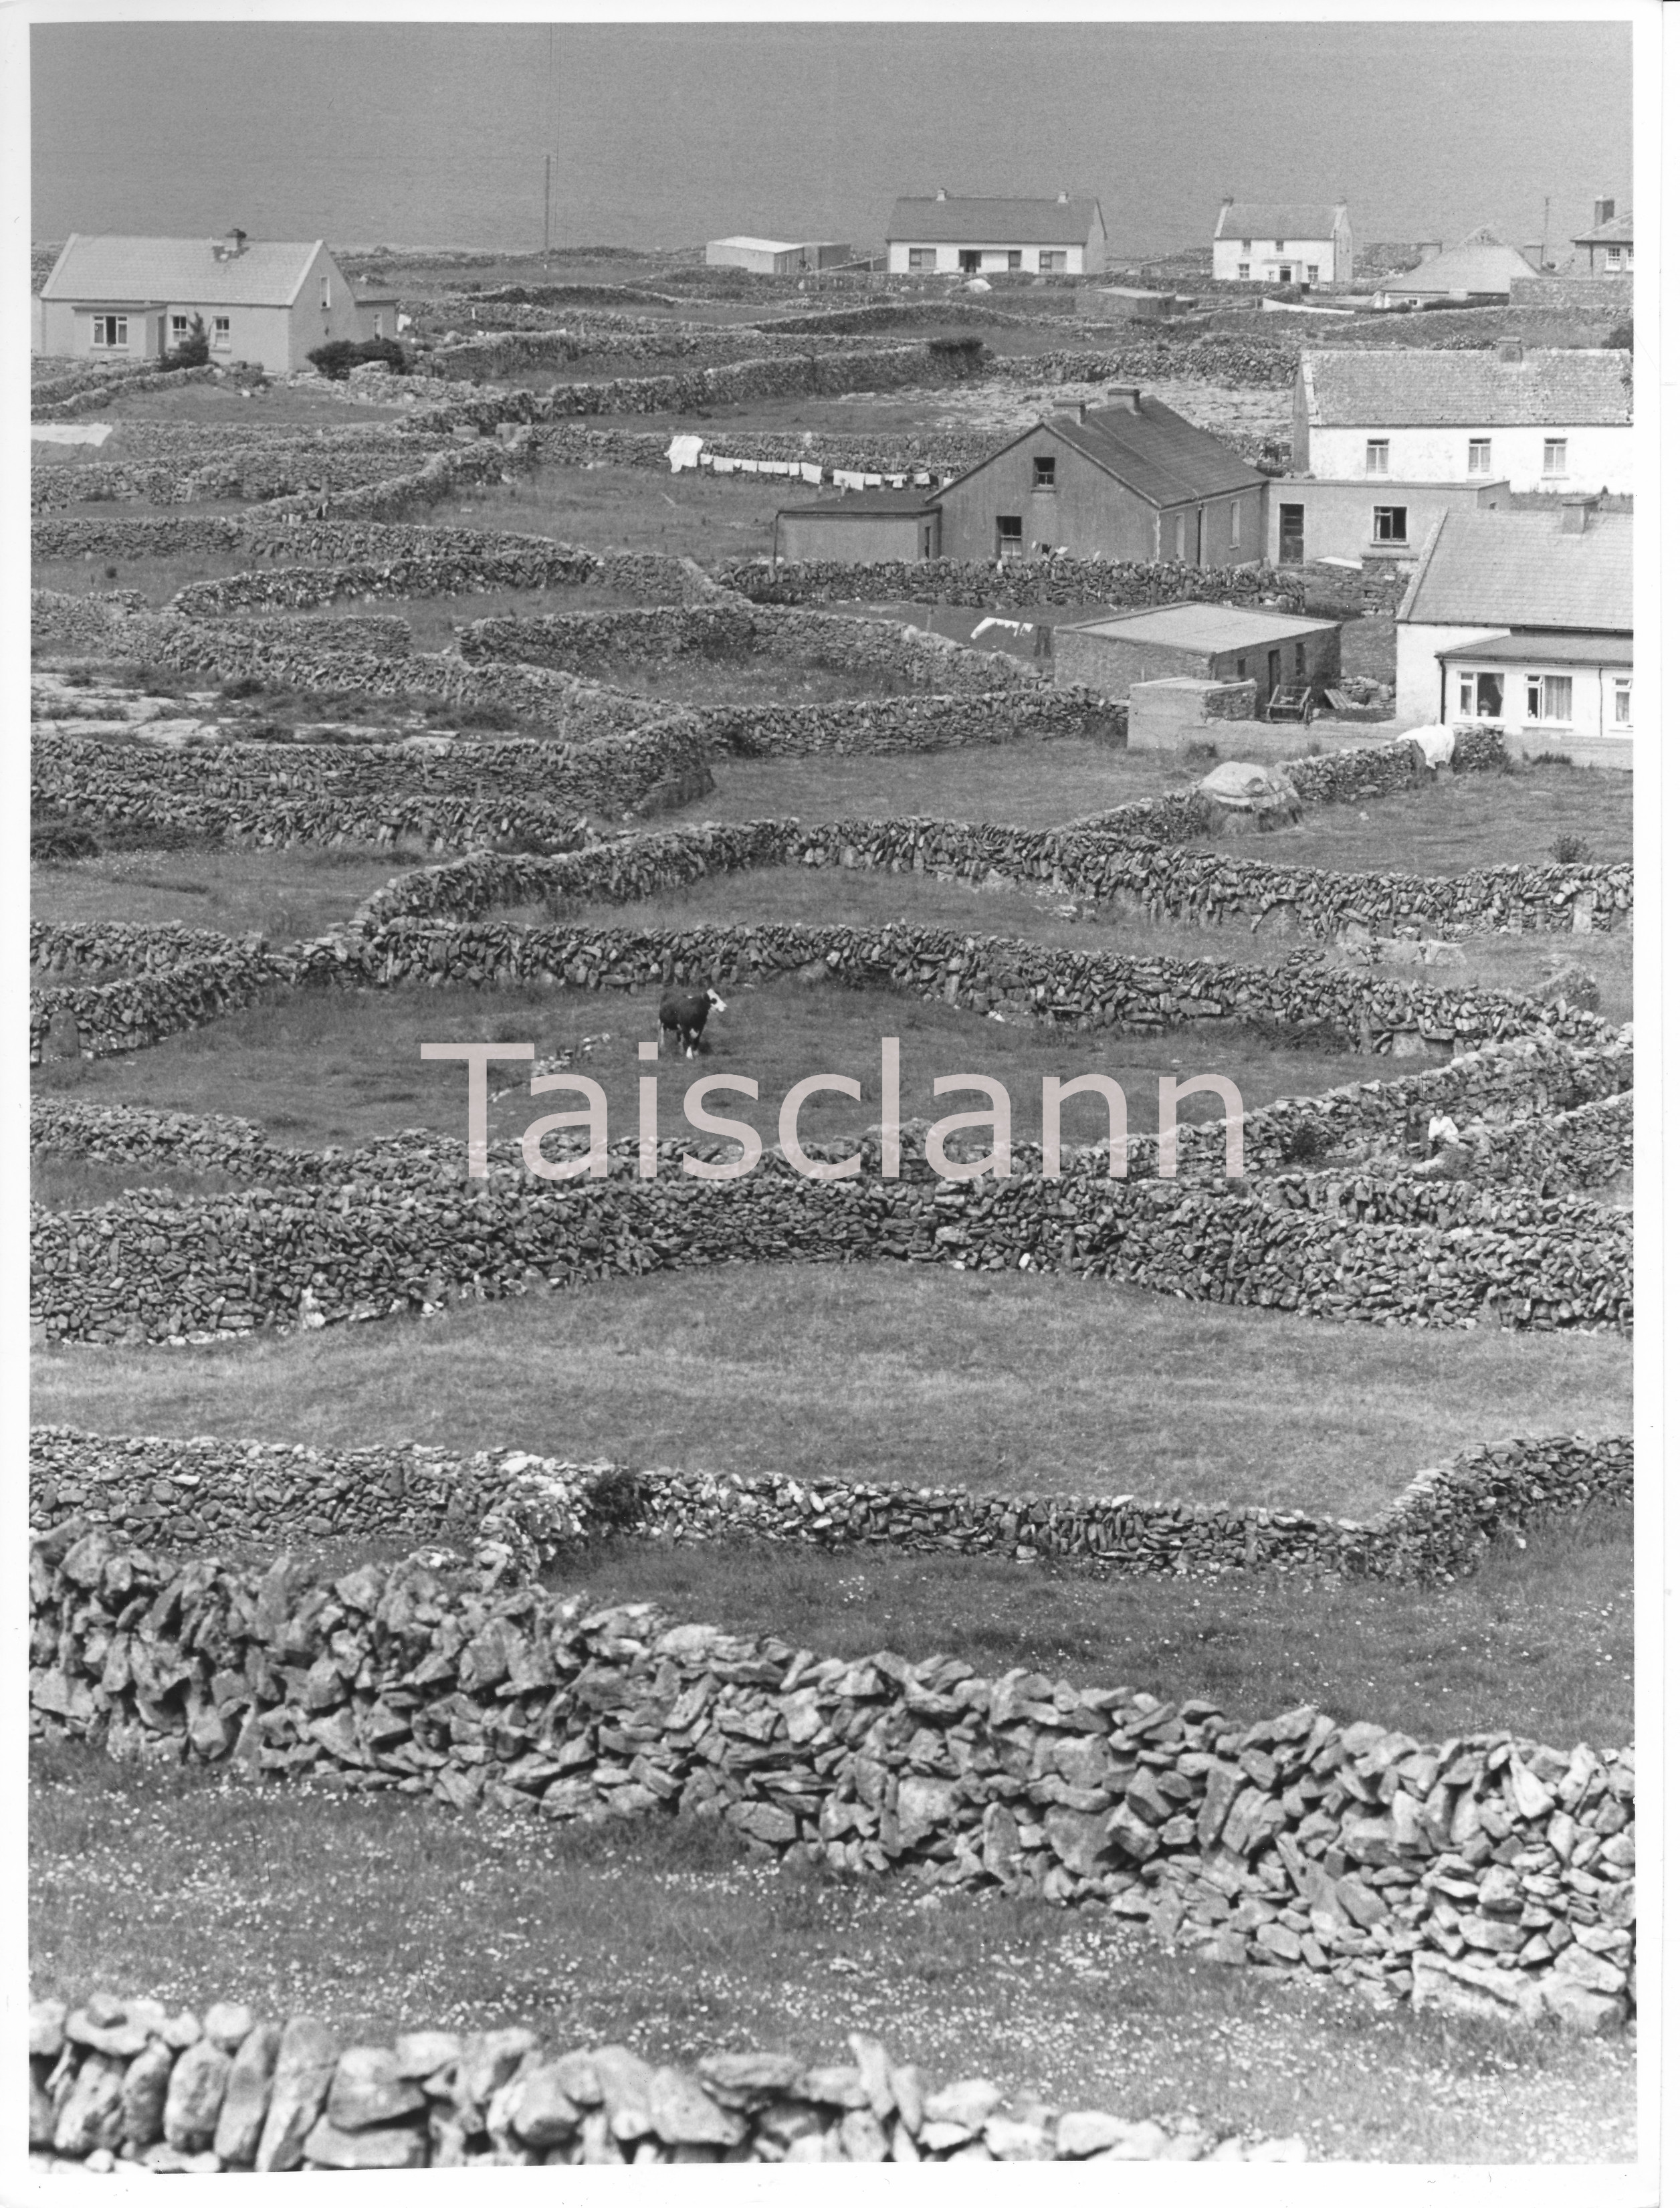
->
xmin=774 ymin=489 xmax=941 ymax=564
xmin=705 ymin=237 xmax=852 ymax=276
xmin=1054 ymin=602 xmax=1342 ymax=705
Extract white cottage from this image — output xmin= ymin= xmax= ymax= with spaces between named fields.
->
xmin=885 ymin=193 xmax=1106 ymax=277
xmin=1211 ymin=201 xmax=1352 ymax=288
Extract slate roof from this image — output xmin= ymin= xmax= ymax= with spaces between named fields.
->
xmin=1573 ymin=209 xmax=1633 ymax=246
xmin=1376 ymin=227 xmax=1535 ymax=297
xmin=1071 ymin=603 xmax=1338 ymax=650
xmin=1215 ymin=203 xmax=1344 ymax=241
xmin=777 ymin=489 xmax=936 ymax=516
xmin=886 ymin=196 xmax=1101 ymax=246
xmin=41 ymin=235 xmax=323 ymax=308
xmin=1398 ymin=509 xmax=1631 ymax=632
xmin=932 ymin=395 xmax=1262 ymax=512
xmin=1299 ymin=348 xmax=1632 ymax=429
xmin=1435 ymin=631 xmax=1632 ymax=667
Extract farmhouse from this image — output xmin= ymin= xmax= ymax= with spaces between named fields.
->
xmin=1292 ymin=346 xmax=1633 ymax=496
xmin=1054 ymin=603 xmax=1342 ymax=706
xmin=35 ymin=230 xmax=384 ymax=375
xmin=1372 ymin=227 xmax=1538 ymax=307
xmin=885 ymin=193 xmax=1106 ymax=277
xmin=1394 ymin=501 xmax=1632 ymax=762
xmin=1211 ymin=201 xmax=1352 ymax=288
xmin=930 ymin=388 xmax=1267 ymax=566
xmin=1570 ymin=197 xmax=1633 ymax=276
xmin=774 ymin=488 xmax=941 ymax=564
xmin=705 ymin=237 xmax=853 ymax=276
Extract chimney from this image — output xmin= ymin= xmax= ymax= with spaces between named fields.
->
xmin=1594 ymin=195 xmax=1616 ymax=228
xmin=1558 ymin=496 xmax=1596 ymax=534
xmin=1057 ymin=189 xmax=1069 ymax=204
xmin=1051 ymin=399 xmax=1089 ymax=424
xmin=934 ymin=188 xmax=947 ymax=202
xmin=1497 ymin=340 xmax=1525 ymax=365
xmin=1106 ymin=384 xmax=1143 ymax=411
xmin=1416 ymin=241 xmax=1441 ymax=263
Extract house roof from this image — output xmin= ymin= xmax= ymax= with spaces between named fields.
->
xmin=933 ymin=395 xmax=1263 ymax=513
xmin=41 ymin=234 xmax=325 ymax=308
xmin=1435 ymin=630 xmax=1632 ymax=668
xmin=1299 ymin=348 xmax=1632 ymax=429
xmin=1573 ymin=209 xmax=1633 ymax=246
xmin=1215 ymin=203 xmax=1344 ymax=242
xmin=886 ymin=196 xmax=1102 ymax=245
xmin=1398 ymin=508 xmax=1631 ymax=631
xmin=709 ymin=236 xmax=803 ymax=255
xmin=778 ymin=489 xmax=936 ymax=518
xmin=1376 ymin=227 xmax=1535 ymax=297
xmin=1069 ymin=603 xmax=1339 ymax=651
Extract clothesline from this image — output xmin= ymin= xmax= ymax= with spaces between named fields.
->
xmin=665 ymin=433 xmax=935 ymax=492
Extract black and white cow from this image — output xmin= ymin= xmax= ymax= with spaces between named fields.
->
xmin=659 ymin=985 xmax=727 ymax=1058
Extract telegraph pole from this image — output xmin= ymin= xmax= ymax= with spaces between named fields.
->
xmin=543 ymin=153 xmax=552 ymax=254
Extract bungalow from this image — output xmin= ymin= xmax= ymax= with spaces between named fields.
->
xmin=1570 ymin=198 xmax=1633 ymax=277
xmin=1211 ymin=201 xmax=1352 ymax=288
xmin=705 ymin=237 xmax=853 ymax=276
xmin=929 ymin=387 xmax=1267 ymax=567
xmin=773 ymin=488 xmax=940 ymax=564
xmin=1394 ymin=502 xmax=1631 ymax=765
xmin=1291 ymin=346 xmax=1633 ymax=496
xmin=1372 ymin=227 xmax=1538 ymax=307
xmin=35 ymin=230 xmax=386 ymax=375
xmin=885 ymin=193 xmax=1106 ymax=277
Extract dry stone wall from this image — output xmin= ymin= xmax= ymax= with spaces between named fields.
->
xmin=28 ymin=1523 xmax=1637 ymax=2039
xmin=27 ymin=1422 xmax=1633 ymax=1591
xmin=27 ymin=1991 xmax=1307 ymax=2174
xmin=718 ymin=553 xmax=1312 ymax=613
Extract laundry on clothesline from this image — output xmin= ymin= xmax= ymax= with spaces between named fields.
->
xmin=665 ymin=433 xmax=704 ymax=474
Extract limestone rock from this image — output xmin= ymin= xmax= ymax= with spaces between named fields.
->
xmin=213 ymin=2020 xmax=283 ymax=2165
xmin=163 ymin=2035 xmax=230 ymax=2152
xmin=254 ymin=2017 xmax=338 ymax=2173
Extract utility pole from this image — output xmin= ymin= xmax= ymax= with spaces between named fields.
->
xmin=543 ymin=153 xmax=551 ymax=254
xmin=1542 ymin=195 xmax=1550 ymax=271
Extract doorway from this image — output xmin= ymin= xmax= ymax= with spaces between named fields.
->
xmin=959 ymin=251 xmax=982 ymax=274
xmin=1277 ymin=503 xmax=1305 ymax=564
xmin=1266 ymin=648 xmax=1281 ymax=698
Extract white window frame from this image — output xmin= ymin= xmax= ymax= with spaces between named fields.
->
xmin=1038 ymin=249 xmax=1066 ymax=274
xmin=1174 ymin=511 xmax=1187 ymax=560
xmin=1305 ymin=264 xmax=1320 ymax=283
xmin=1467 ymin=437 xmax=1492 ymax=476
xmin=1606 ymin=246 xmax=1624 ymax=270
xmin=1229 ymin=498 xmax=1242 ymax=548
xmin=170 ymin=314 xmax=189 ymax=342
xmin=907 ymin=247 xmax=936 ymax=272
xmin=1366 ymin=439 xmax=1390 ymax=476
xmin=1526 ymin=672 xmax=1574 ymax=726
xmin=1236 ymin=262 xmax=1251 ymax=280
xmin=1612 ymin=677 xmax=1632 ymax=726
xmin=320 ymin=276 xmax=332 ymax=309
xmin=372 ymin=312 xmax=384 ymax=339
xmin=211 ymin=316 xmax=232 ymax=350
xmin=1371 ymin=505 xmax=1408 ymax=544
xmin=90 ymin=313 xmax=128 ymax=349
xmin=1456 ymin=669 xmax=1506 ymax=720
xmin=1542 ymin=437 xmax=1568 ymax=478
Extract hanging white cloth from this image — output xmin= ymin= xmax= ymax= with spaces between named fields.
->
xmin=1406 ymin=724 xmax=1458 ymax=769
xmin=665 ymin=433 xmax=704 ymax=474
xmin=800 ymin=462 xmax=823 ymax=485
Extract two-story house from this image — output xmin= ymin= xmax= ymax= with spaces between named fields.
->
xmin=885 ymin=193 xmax=1106 ymax=278
xmin=35 ymin=230 xmax=388 ymax=375
xmin=1211 ymin=201 xmax=1352 ymax=288
xmin=1570 ymin=198 xmax=1633 ymax=277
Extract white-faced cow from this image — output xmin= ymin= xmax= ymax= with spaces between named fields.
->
xmin=659 ymin=985 xmax=727 ymax=1058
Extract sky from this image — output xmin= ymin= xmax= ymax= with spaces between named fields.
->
xmin=32 ymin=19 xmax=1631 ymax=260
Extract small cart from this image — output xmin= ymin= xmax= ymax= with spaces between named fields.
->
xmin=1263 ymin=682 xmax=1316 ymax=725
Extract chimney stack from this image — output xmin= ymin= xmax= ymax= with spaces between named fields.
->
xmin=1558 ymin=496 xmax=1596 ymax=534
xmin=215 ymin=226 xmax=248 ymax=261
xmin=1496 ymin=340 xmax=1525 ymax=366
xmin=1057 ymin=189 xmax=1069 ymax=204
xmin=1594 ymin=195 xmax=1616 ymax=228
xmin=934 ymin=188 xmax=947 ymax=202
xmin=1106 ymin=384 xmax=1144 ymax=412
xmin=1051 ymin=398 xmax=1089 ymax=424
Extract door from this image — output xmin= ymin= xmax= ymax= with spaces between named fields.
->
xmin=1277 ymin=503 xmax=1305 ymax=564
xmin=959 ymin=250 xmax=981 ymax=274
xmin=1267 ymin=649 xmax=1281 ymax=698
xmin=1194 ymin=508 xmax=1204 ymax=565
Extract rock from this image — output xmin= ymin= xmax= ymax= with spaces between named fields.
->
xmin=922 ymin=2080 xmax=1001 ymax=2132
xmin=593 ymin=2044 xmax=656 ymax=2139
xmin=1198 ymin=761 xmax=1303 ymax=831
xmin=982 ymin=2115 xmax=1052 ymax=2160
xmin=54 ymin=2053 xmax=128 ymax=2157
xmin=1085 ymin=2119 xmax=1172 ymax=2160
xmin=698 ymin=2050 xmax=803 ymax=2099
xmin=254 ymin=2017 xmax=338 ymax=2173
xmin=894 ymin=1775 xmax=958 ymax=1847
xmin=509 ymin=2064 xmax=584 ymax=2147
xmin=837 ymin=2108 xmax=891 ymax=2161
xmin=327 ymin=2045 xmax=430 ymax=2130
xmin=1540 ymin=1977 xmax=1626 ymax=2035
xmin=1248 ymin=2134 xmax=1310 ymax=2161
xmin=29 ymin=1999 xmax=67 ymax=2060
xmin=648 ymin=2066 xmax=745 ymax=2148
xmin=120 ymin=2039 xmax=177 ymax=2148
xmin=203 ymin=2001 xmax=255 ymax=2053
xmin=163 ymin=2035 xmax=231 ymax=2152
xmin=303 ymin=2116 xmax=429 ymax=2169
xmin=1551 ymin=1943 xmax=1626 ymax=1996
xmin=213 ymin=2020 xmax=283 ymax=2165
xmin=1057 ymin=2109 xmax=1152 ymax=2159
xmin=395 ymin=2030 xmax=463 ymax=2078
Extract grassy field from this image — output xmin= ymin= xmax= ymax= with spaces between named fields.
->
xmin=30 ymin=971 xmax=1435 ymax=1156
xmin=667 ymin=741 xmax=1192 ymax=825
xmin=31 ymin=1264 xmax=1633 ymax=1518
xmin=1252 ymin=762 xmax=1633 ymax=874
xmin=445 ymin=464 xmax=821 ymax=563
xmin=29 ymin=1738 xmax=1633 ymax=2163
xmin=32 ymin=848 xmax=404 ymax=942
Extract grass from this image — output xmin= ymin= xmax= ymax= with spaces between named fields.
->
xmin=1249 ymin=761 xmax=1633 ymax=874
xmin=441 ymin=464 xmax=832 ymax=564
xmin=31 ymin=1264 xmax=1633 ymax=1518
xmin=29 ymin=971 xmax=1434 ymax=1157
xmin=29 ymin=1736 xmax=1634 ymax=2162
xmin=31 ymin=848 xmax=405 ymax=942
xmin=593 ymin=654 xmax=927 ymax=709
xmin=31 ymin=1158 xmax=251 ymax=1210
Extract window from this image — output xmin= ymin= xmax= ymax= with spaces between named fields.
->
xmin=1277 ymin=502 xmax=1305 ymax=563
xmin=1006 ymin=251 xmax=1022 ymax=272
xmin=1236 ymin=262 xmax=1251 ymax=280
xmin=1366 ymin=439 xmax=1390 ymax=476
xmin=1468 ymin=437 xmax=1492 ymax=476
xmin=373 ymin=312 xmax=384 ymax=338
xmin=1294 ymin=643 xmax=1307 ymax=676
xmin=1606 ymin=247 xmax=1624 ymax=270
xmin=212 ymin=316 xmax=231 ymax=350
xmin=1613 ymin=678 xmax=1632 ymax=726
xmin=1241 ymin=238 xmax=1251 ymax=251
xmin=1372 ymin=506 xmax=1408 ymax=543
xmin=90 ymin=314 xmax=128 ymax=348
xmin=1033 ymin=456 xmax=1056 ymax=490
xmin=1526 ymin=673 xmax=1574 ymax=724
xmin=1229 ymin=498 xmax=1242 ymax=547
xmin=1305 ymin=264 xmax=1320 ymax=283
xmin=908 ymin=248 xmax=936 ymax=271
xmin=170 ymin=314 xmax=189 ymax=342
xmin=1543 ymin=438 xmax=1568 ymax=478
xmin=995 ymin=516 xmax=1023 ymax=559
xmin=1039 ymin=250 xmax=1066 ymax=273
xmin=1456 ymin=671 xmax=1505 ymax=720
xmin=1235 ymin=657 xmax=1247 ymax=678
xmin=1277 ymin=264 xmax=1293 ymax=284
xmin=1274 ymin=239 xmax=1286 ymax=251
xmin=320 ymin=276 xmax=331 ymax=309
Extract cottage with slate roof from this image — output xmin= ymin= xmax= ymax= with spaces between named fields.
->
xmin=1372 ymin=227 xmax=1539 ymax=308
xmin=885 ymin=193 xmax=1106 ymax=277
xmin=1394 ymin=502 xmax=1632 ymax=763
xmin=1291 ymin=344 xmax=1633 ymax=497
xmin=928 ymin=386 xmax=1267 ymax=566
xmin=1212 ymin=201 xmax=1352 ymax=288
xmin=35 ymin=230 xmax=387 ymax=374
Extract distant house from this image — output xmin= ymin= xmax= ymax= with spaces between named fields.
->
xmin=1055 ymin=603 xmax=1342 ymax=705
xmin=1211 ymin=201 xmax=1352 ymax=288
xmin=1394 ymin=502 xmax=1631 ymax=757
xmin=1084 ymin=285 xmax=1185 ymax=322
xmin=1570 ymin=198 xmax=1633 ymax=277
xmin=705 ymin=237 xmax=853 ymax=277
xmin=928 ymin=386 xmax=1266 ymax=566
xmin=774 ymin=488 xmax=941 ymax=564
xmin=35 ymin=230 xmax=385 ymax=375
xmin=885 ymin=193 xmax=1106 ymax=277
xmin=1292 ymin=346 xmax=1633 ymax=496
xmin=1372 ymin=227 xmax=1537 ymax=307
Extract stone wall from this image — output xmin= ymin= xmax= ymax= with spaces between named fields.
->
xmin=27 ymin=1522 xmax=1637 ymax=2038
xmin=718 ymin=554 xmax=1311 ymax=614
xmin=27 ymin=1422 xmax=1633 ymax=1591
xmin=27 ymin=1991 xmax=1306 ymax=2173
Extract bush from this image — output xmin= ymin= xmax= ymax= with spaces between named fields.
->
xmin=1550 ymin=833 xmax=1593 ymax=864
xmin=1279 ymin=1120 xmax=1332 ymax=1167
xmin=307 ymin=336 xmax=409 ymax=382
xmin=31 ymin=818 xmax=100 ymax=862
xmin=586 ymin=1465 xmax=645 ymax=1534
xmin=161 ymin=314 xmax=209 ymax=371
xmin=1530 ymin=753 xmax=1575 ymax=771
xmin=219 ymin=674 xmax=266 ymax=700
xmin=1606 ymin=320 xmax=1632 ymax=350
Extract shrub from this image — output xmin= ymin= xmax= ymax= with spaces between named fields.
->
xmin=586 ymin=1465 xmax=645 ymax=1534
xmin=219 ymin=674 xmax=265 ymax=700
xmin=161 ymin=314 xmax=209 ymax=371
xmin=1606 ymin=320 xmax=1632 ymax=350
xmin=307 ymin=336 xmax=409 ymax=382
xmin=31 ymin=818 xmax=100 ymax=862
xmin=1183 ymin=738 xmax=1219 ymax=765
xmin=1279 ymin=1120 xmax=1332 ymax=1167
xmin=1550 ymin=833 xmax=1593 ymax=864
xmin=1531 ymin=753 xmax=1575 ymax=772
